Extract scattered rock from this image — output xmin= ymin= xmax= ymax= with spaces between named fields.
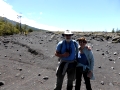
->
xmin=38 ymin=73 xmax=41 ymax=76
xmin=4 ymin=45 xmax=8 ymax=48
xmin=28 ymin=48 xmax=38 ymax=55
xmin=103 ymin=76 xmax=106 ymax=78
xmin=48 ymin=39 xmax=52 ymax=42
xmin=2 ymin=40 xmax=9 ymax=43
xmin=19 ymin=68 xmax=22 ymax=71
xmin=50 ymin=55 xmax=54 ymax=58
xmin=111 ymin=67 xmax=114 ymax=70
xmin=112 ymin=36 xmax=120 ymax=43
xmin=109 ymin=82 xmax=114 ymax=86
xmin=11 ymin=45 xmax=14 ymax=47
xmin=16 ymin=68 xmax=22 ymax=71
xmin=21 ymin=76 xmax=25 ymax=79
xmin=43 ymin=76 xmax=49 ymax=80
xmin=4 ymin=55 xmax=7 ymax=57
xmin=98 ymin=66 xmax=101 ymax=68
xmin=100 ymin=81 xmax=104 ymax=85
xmin=0 ymin=81 xmax=5 ymax=86
xmin=45 ymin=49 xmax=48 ymax=51
xmin=96 ymin=49 xmax=100 ymax=51
xmin=15 ymin=73 xmax=20 ymax=77
xmin=113 ymin=52 xmax=117 ymax=55
xmin=102 ymin=53 xmax=104 ymax=55
xmin=109 ymin=58 xmax=114 ymax=61
xmin=105 ymin=36 xmax=111 ymax=40
xmin=105 ymin=50 xmax=109 ymax=54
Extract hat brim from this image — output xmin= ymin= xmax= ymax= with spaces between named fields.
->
xmin=62 ymin=34 xmax=74 ymax=36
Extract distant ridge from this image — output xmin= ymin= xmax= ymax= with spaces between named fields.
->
xmin=0 ymin=16 xmax=46 ymax=31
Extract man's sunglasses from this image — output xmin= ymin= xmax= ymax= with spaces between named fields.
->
xmin=65 ymin=35 xmax=72 ymax=36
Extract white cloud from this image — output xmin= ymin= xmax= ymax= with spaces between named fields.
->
xmin=0 ymin=0 xmax=65 ymax=31
xmin=3 ymin=0 xmax=7 ymax=1
xmin=22 ymin=18 xmax=64 ymax=31
xmin=0 ymin=0 xmax=19 ymax=21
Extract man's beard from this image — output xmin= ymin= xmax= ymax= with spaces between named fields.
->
xmin=65 ymin=38 xmax=71 ymax=42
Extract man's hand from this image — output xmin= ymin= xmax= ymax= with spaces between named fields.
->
xmin=86 ymin=46 xmax=91 ymax=50
xmin=55 ymin=51 xmax=69 ymax=57
xmin=62 ymin=52 xmax=70 ymax=57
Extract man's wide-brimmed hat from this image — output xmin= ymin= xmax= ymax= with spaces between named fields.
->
xmin=62 ymin=30 xmax=74 ymax=36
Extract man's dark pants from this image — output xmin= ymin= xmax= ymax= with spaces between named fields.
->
xmin=54 ymin=62 xmax=76 ymax=90
xmin=75 ymin=67 xmax=92 ymax=90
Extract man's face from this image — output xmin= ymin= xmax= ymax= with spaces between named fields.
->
xmin=64 ymin=34 xmax=72 ymax=42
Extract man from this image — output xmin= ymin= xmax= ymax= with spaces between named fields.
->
xmin=54 ymin=30 xmax=78 ymax=90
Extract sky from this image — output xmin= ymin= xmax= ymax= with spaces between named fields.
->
xmin=0 ymin=0 xmax=120 ymax=32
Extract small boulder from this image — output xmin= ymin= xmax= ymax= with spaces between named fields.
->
xmin=0 ymin=81 xmax=5 ymax=86
xmin=113 ymin=52 xmax=117 ymax=55
xmin=38 ymin=73 xmax=41 ymax=76
xmin=109 ymin=82 xmax=113 ymax=86
xmin=96 ymin=49 xmax=100 ymax=51
xmin=111 ymin=67 xmax=114 ymax=70
xmin=102 ymin=53 xmax=104 ymax=55
xmin=112 ymin=36 xmax=120 ymax=43
xmin=100 ymin=81 xmax=104 ymax=85
xmin=21 ymin=76 xmax=25 ymax=79
xmin=43 ymin=76 xmax=49 ymax=80
xmin=109 ymin=58 xmax=114 ymax=61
